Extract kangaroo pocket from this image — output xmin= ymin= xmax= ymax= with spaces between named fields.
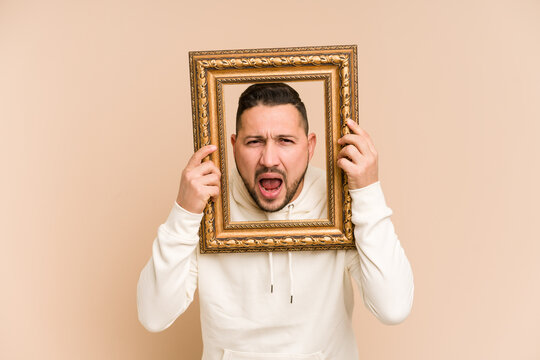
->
xmin=222 ymin=349 xmax=325 ymax=360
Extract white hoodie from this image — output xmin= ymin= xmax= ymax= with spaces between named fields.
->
xmin=137 ymin=166 xmax=414 ymax=360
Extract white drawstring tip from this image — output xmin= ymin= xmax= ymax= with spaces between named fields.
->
xmin=288 ymin=251 xmax=294 ymax=304
xmin=268 ymin=252 xmax=274 ymax=294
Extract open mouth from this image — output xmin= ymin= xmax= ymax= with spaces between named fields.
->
xmin=258 ymin=176 xmax=283 ymax=200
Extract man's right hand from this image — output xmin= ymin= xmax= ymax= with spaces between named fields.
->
xmin=176 ymin=145 xmax=221 ymax=214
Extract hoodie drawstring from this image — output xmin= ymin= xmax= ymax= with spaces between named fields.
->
xmin=287 ymin=204 xmax=294 ymax=304
xmin=268 ymin=252 xmax=274 ymax=293
xmin=288 ymin=252 xmax=294 ymax=303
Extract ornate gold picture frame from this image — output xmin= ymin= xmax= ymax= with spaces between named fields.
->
xmin=189 ymin=45 xmax=358 ymax=253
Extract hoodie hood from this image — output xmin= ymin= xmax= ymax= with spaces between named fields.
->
xmin=229 ymin=165 xmax=328 ymax=222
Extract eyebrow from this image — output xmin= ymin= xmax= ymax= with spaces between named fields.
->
xmin=243 ymin=134 xmax=299 ymax=140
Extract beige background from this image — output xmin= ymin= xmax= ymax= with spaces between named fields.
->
xmin=1 ymin=0 xmax=539 ymax=359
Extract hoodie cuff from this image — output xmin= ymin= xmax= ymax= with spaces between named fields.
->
xmin=349 ymin=181 xmax=391 ymax=223
xmin=162 ymin=202 xmax=204 ymax=241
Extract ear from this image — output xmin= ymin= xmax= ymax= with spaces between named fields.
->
xmin=307 ymin=132 xmax=316 ymax=162
xmin=230 ymin=134 xmax=237 ymax=156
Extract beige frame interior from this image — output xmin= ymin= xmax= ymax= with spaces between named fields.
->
xmin=189 ymin=45 xmax=358 ymax=253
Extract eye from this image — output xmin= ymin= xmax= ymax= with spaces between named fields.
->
xmin=279 ymin=138 xmax=294 ymax=144
xmin=246 ymin=139 xmax=262 ymax=145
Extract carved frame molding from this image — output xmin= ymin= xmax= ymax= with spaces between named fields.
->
xmin=189 ymin=45 xmax=358 ymax=253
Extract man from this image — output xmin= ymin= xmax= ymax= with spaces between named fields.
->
xmin=138 ymin=83 xmax=414 ymax=359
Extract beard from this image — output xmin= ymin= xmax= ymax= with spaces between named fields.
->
xmin=238 ymin=164 xmax=309 ymax=212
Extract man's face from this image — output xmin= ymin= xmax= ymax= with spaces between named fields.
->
xmin=231 ymin=104 xmax=316 ymax=212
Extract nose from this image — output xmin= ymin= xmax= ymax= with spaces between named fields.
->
xmin=259 ymin=142 xmax=280 ymax=168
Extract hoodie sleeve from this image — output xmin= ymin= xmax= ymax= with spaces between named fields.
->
xmin=346 ymin=181 xmax=414 ymax=325
xmin=137 ymin=202 xmax=202 ymax=332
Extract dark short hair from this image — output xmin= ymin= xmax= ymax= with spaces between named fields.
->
xmin=235 ymin=83 xmax=308 ymax=134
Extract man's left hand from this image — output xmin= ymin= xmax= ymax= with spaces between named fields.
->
xmin=337 ymin=119 xmax=379 ymax=190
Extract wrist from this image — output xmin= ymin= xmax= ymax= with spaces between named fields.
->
xmin=347 ymin=176 xmax=379 ymax=190
xmin=176 ymin=194 xmax=205 ymax=215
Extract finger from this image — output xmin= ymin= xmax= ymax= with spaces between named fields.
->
xmin=187 ymin=145 xmax=217 ymax=169
xmin=206 ymin=185 xmax=220 ymax=200
xmin=199 ymin=172 xmax=221 ymax=187
xmin=345 ymin=119 xmax=364 ymax=136
xmin=346 ymin=120 xmax=377 ymax=154
xmin=338 ymin=133 xmax=372 ymax=157
xmin=194 ymin=160 xmax=221 ymax=177
xmin=338 ymin=144 xmax=363 ymax=165
xmin=200 ymin=184 xmax=220 ymax=203
xmin=337 ymin=157 xmax=356 ymax=174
